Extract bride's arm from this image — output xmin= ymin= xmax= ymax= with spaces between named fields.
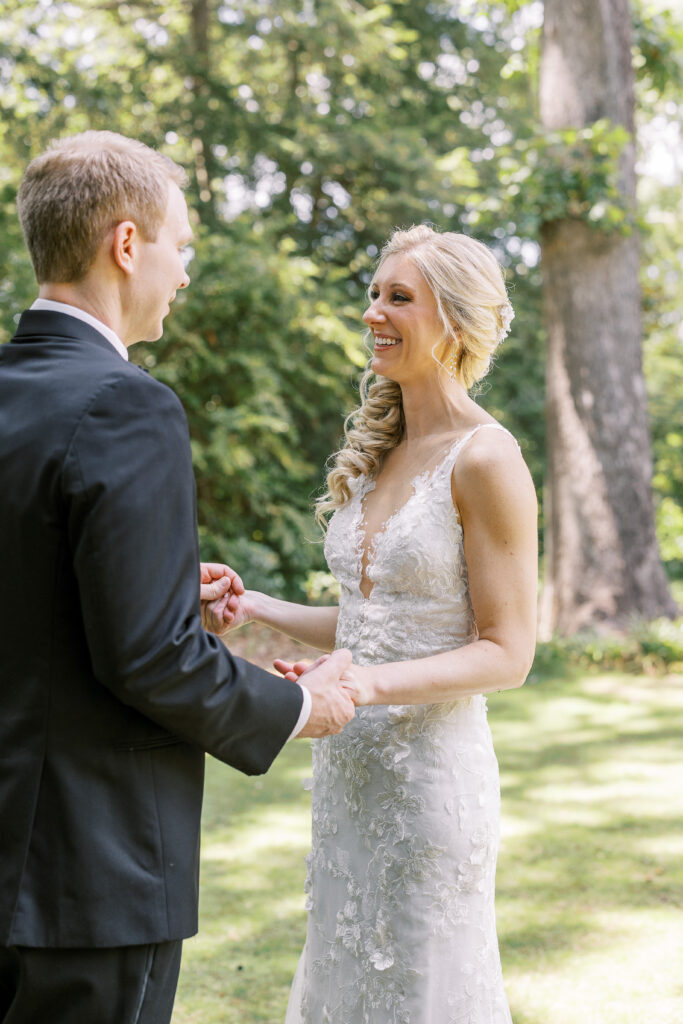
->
xmin=246 ymin=591 xmax=339 ymax=653
xmin=344 ymin=432 xmax=538 ymax=705
xmin=204 ymin=584 xmax=340 ymax=654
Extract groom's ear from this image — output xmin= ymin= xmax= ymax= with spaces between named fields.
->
xmin=111 ymin=221 xmax=137 ymax=276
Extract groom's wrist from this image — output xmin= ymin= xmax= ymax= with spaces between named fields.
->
xmin=287 ymin=684 xmax=312 ymax=739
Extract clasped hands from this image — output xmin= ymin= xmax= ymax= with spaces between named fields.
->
xmin=199 ymin=562 xmax=249 ymax=624
xmin=199 ymin=563 xmax=369 ymax=735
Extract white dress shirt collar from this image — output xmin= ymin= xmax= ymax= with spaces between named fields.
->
xmin=30 ymin=298 xmax=129 ymax=361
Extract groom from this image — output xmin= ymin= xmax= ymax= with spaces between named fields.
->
xmin=0 ymin=132 xmax=354 ymax=1024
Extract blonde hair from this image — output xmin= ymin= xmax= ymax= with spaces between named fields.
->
xmin=316 ymin=224 xmax=510 ymax=524
xmin=17 ymin=130 xmax=187 ymax=283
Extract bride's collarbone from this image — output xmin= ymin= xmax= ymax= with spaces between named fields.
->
xmin=372 ymin=418 xmax=503 ymax=498
xmin=362 ymin=444 xmax=447 ymax=533
xmin=372 ymin=435 xmax=460 ymax=495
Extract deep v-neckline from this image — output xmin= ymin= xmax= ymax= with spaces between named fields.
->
xmin=357 ymin=464 xmax=449 ymax=600
xmin=357 ymin=438 xmax=458 ymax=600
xmin=357 ymin=474 xmax=416 ymax=600
xmin=354 ymin=423 xmax=510 ymax=600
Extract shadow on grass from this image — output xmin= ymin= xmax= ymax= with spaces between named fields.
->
xmin=488 ymin=670 xmax=683 ymax=985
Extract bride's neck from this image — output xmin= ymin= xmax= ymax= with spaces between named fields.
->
xmin=399 ymin=377 xmax=471 ymax=443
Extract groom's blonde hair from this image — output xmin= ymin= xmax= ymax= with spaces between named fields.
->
xmin=17 ymin=131 xmax=188 ymax=284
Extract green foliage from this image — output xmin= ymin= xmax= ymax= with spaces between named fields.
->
xmin=632 ymin=6 xmax=683 ymax=96
xmin=303 ymin=569 xmax=341 ymax=605
xmin=499 ymin=121 xmax=636 ymax=235
xmin=640 ymin=162 xmax=683 ymax=579
xmin=638 ymin=97 xmax=683 ymax=580
xmin=0 ymin=0 xmax=679 ymax=596
xmin=655 ymin=496 xmax=683 ymax=568
xmin=531 ymin=617 xmax=683 ymax=678
xmin=136 ymin=222 xmax=365 ymax=597
xmin=0 ymin=191 xmax=35 ymax=337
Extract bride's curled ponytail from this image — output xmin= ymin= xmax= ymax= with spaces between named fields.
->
xmin=315 ymin=369 xmax=404 ymax=525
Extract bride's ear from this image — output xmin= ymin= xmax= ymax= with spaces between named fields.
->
xmin=111 ymin=221 xmax=137 ymax=275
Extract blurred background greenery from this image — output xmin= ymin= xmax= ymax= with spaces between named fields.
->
xmin=0 ymin=0 xmax=680 ymax=607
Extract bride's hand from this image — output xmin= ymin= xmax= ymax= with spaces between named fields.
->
xmin=202 ymin=590 xmax=258 ymax=635
xmin=274 ymin=657 xmax=374 ymax=706
xmin=273 ymin=655 xmax=330 ymax=681
xmin=340 ymin=663 xmax=374 ymax=706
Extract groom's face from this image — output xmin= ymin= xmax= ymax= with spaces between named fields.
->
xmin=130 ymin=182 xmax=192 ymax=343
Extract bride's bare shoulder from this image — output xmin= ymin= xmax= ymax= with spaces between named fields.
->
xmin=452 ymin=424 xmax=536 ymax=515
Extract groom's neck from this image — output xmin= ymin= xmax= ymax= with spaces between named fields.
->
xmin=38 ymin=281 xmax=126 ymax=345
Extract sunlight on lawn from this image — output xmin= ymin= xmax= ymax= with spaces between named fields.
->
xmin=172 ymin=664 xmax=683 ymax=1024
xmin=506 ymin=909 xmax=683 ymax=1024
xmin=493 ymin=670 xmax=683 ymax=1024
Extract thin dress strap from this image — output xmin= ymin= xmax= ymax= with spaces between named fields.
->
xmin=447 ymin=422 xmax=519 ymax=470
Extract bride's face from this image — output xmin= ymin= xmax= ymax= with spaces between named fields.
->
xmin=363 ymin=254 xmax=447 ymax=385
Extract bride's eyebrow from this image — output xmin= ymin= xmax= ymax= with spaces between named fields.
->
xmin=370 ymin=280 xmax=415 ymax=293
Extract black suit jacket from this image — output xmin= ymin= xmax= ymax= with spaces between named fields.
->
xmin=0 ymin=310 xmax=303 ymax=948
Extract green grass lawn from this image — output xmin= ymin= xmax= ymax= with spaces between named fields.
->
xmin=172 ymin=633 xmax=683 ymax=1024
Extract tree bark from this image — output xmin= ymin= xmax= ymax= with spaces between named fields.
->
xmin=538 ymin=0 xmax=677 ymax=635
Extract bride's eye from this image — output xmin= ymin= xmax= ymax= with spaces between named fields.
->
xmin=392 ymin=292 xmax=410 ymax=303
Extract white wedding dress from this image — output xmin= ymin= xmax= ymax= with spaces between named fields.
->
xmin=286 ymin=424 xmax=514 ymax=1024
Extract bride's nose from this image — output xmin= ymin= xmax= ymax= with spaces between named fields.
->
xmin=362 ymin=300 xmax=386 ymax=326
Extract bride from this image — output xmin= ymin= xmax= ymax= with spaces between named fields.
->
xmin=206 ymin=224 xmax=538 ymax=1023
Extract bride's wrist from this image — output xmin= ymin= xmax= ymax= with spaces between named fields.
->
xmin=360 ymin=665 xmax=381 ymax=705
xmin=243 ymin=589 xmax=265 ymax=624
xmin=367 ymin=665 xmax=388 ymax=705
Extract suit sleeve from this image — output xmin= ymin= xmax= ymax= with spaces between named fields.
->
xmin=63 ymin=369 xmax=303 ymax=775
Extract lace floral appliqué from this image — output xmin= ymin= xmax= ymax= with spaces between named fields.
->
xmin=287 ymin=426 xmax=515 ymax=1024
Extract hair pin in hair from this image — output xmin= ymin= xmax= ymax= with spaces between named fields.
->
xmin=497 ymin=300 xmax=514 ymax=343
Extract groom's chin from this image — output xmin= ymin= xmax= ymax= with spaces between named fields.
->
xmin=143 ymin=322 xmax=165 ymax=343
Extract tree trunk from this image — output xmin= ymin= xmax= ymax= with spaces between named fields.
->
xmin=538 ymin=0 xmax=677 ymax=635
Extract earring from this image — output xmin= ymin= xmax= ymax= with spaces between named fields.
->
xmin=446 ymin=344 xmax=459 ymax=382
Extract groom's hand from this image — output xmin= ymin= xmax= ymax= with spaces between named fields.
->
xmin=200 ymin=562 xmax=249 ymax=636
xmin=275 ymin=656 xmax=373 ymax=707
xmin=200 ymin=562 xmax=244 ymax=602
xmin=283 ymin=649 xmax=355 ymax=737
